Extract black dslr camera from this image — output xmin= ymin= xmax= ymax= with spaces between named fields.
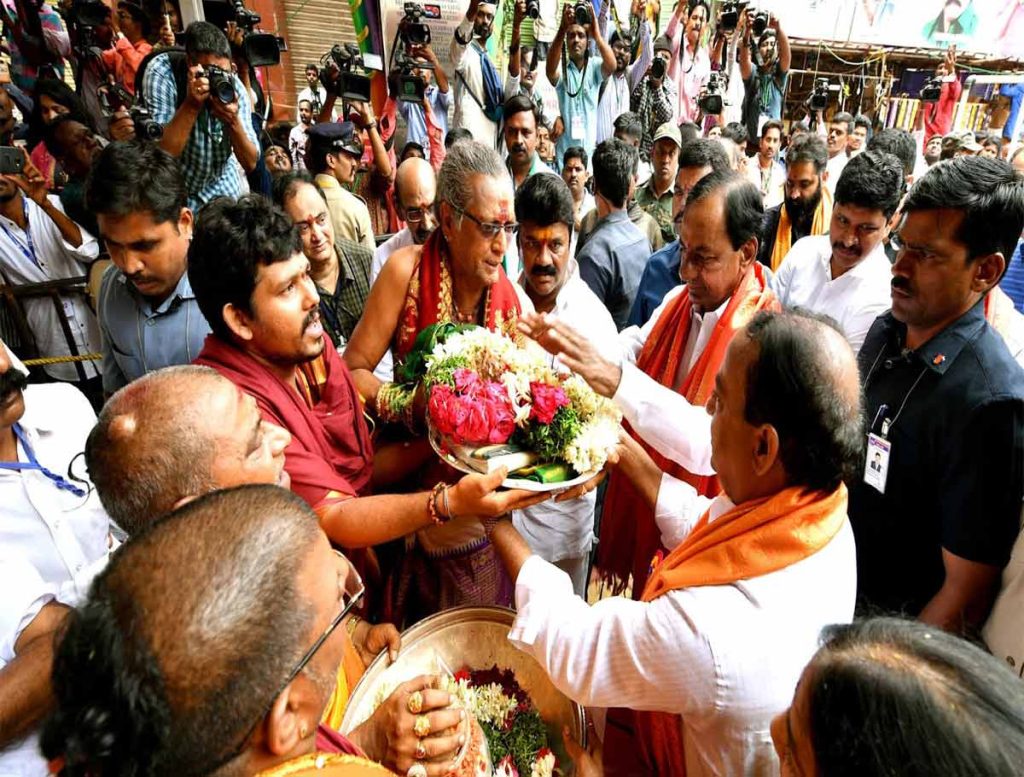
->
xmin=698 ymin=71 xmax=725 ymax=115
xmin=751 ymin=9 xmax=770 ymax=37
xmin=320 ymin=44 xmax=372 ymax=103
xmin=573 ymin=0 xmax=591 ymax=26
xmin=920 ymin=77 xmax=943 ymax=103
xmin=650 ymin=56 xmax=666 ymax=81
xmin=65 ymin=0 xmax=110 ymax=64
xmin=203 ymin=64 xmax=237 ymax=104
xmin=97 ymin=83 xmax=164 ymax=141
xmin=808 ymin=77 xmax=830 ymax=111
xmin=525 ymin=0 xmax=540 ymax=18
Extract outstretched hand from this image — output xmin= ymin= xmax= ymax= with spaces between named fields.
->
xmin=517 ymin=311 xmax=623 ymax=398
xmin=450 ymin=467 xmax=551 ymax=518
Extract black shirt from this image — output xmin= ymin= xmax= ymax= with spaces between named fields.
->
xmin=756 ymin=202 xmax=815 ymax=268
xmin=850 ymin=301 xmax=1024 ymax=617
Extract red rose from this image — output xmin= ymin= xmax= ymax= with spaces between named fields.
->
xmin=529 ymin=382 xmax=569 ymax=425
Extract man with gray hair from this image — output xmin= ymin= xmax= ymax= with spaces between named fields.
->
xmin=344 ymin=140 xmax=539 ymax=621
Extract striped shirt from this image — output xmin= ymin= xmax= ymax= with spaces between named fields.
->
xmin=143 ymin=54 xmax=257 ymax=209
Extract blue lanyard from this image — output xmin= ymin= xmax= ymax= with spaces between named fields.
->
xmin=0 ymin=423 xmax=86 ymax=497
xmin=0 ymin=200 xmax=38 ymax=268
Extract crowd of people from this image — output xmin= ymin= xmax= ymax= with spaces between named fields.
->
xmin=3 ymin=0 xmax=1024 ymax=775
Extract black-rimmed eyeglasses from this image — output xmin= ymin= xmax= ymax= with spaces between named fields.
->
xmin=191 ymin=550 xmax=364 ymax=775
xmin=449 ymin=202 xmax=519 ymax=240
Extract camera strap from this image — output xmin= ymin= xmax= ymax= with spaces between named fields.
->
xmin=0 ymin=199 xmax=39 ymax=268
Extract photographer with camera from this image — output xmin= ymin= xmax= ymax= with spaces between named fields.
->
xmin=450 ymin=0 xmax=505 ymax=150
xmin=397 ymin=41 xmax=450 ymax=162
xmin=595 ymin=0 xmax=654 ymax=145
xmin=546 ymin=0 xmax=617 ymax=162
xmin=297 ymin=62 xmax=336 ymax=123
xmin=41 ymin=114 xmax=103 ymax=237
xmin=665 ymin=0 xmax=711 ymax=124
xmin=506 ymin=0 xmax=560 ymax=140
xmin=1 ymin=0 xmax=69 ymax=93
xmin=140 ymin=21 xmax=258 ymax=210
xmin=631 ymin=35 xmax=677 ymax=162
xmin=923 ymin=45 xmax=961 ymax=142
xmin=738 ymin=7 xmax=790 ymax=144
xmin=100 ymin=0 xmax=152 ymax=96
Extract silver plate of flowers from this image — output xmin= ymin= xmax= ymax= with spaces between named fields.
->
xmin=339 ymin=606 xmax=587 ymax=776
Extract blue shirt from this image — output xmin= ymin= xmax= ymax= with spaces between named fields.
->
xmin=555 ymin=56 xmax=606 ymax=161
xmin=397 ymin=85 xmax=450 ymax=151
xmin=142 ymin=53 xmax=258 ymax=210
xmin=851 ymin=302 xmax=1024 ymax=616
xmin=577 ymin=209 xmax=652 ymax=330
xmin=98 ymin=265 xmax=211 ymax=393
xmin=628 ymin=239 xmax=680 ymax=327
xmin=1002 ymin=242 xmax=1024 ymax=314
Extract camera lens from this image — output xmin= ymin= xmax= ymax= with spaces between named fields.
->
xmin=650 ymin=57 xmax=666 ymax=80
xmin=207 ymin=69 xmax=236 ymax=103
xmin=526 ymin=0 xmax=540 ymax=18
xmin=574 ymin=1 xmax=591 ymax=25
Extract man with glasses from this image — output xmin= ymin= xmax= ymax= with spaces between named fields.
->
xmin=370 ymin=157 xmax=439 ymax=380
xmin=0 ymin=340 xmax=113 ymax=775
xmin=41 ymin=485 xmax=467 ymax=776
xmin=273 ymin=172 xmax=372 ymax=350
xmin=344 ymin=141 xmax=542 ymax=621
xmin=628 ymin=138 xmax=730 ymax=327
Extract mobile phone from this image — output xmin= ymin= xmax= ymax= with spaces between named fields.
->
xmin=0 ymin=147 xmax=24 ymax=176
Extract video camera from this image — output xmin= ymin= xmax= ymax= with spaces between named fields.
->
xmin=398 ymin=2 xmax=432 ymax=46
xmin=808 ymin=77 xmax=830 ymax=111
xmin=226 ymin=0 xmax=282 ymax=67
xmin=920 ymin=77 xmax=943 ymax=103
xmin=97 ymin=83 xmax=164 ymax=141
xmin=64 ymin=0 xmax=110 ymax=64
xmin=719 ymin=1 xmax=748 ymax=34
xmin=320 ymin=43 xmax=372 ymax=103
xmin=698 ymin=71 xmax=726 ymax=115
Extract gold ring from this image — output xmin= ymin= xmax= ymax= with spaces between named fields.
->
xmin=414 ymin=740 xmax=427 ymax=760
xmin=407 ymin=690 xmax=424 ymax=715
xmin=413 ymin=714 xmax=431 ymax=738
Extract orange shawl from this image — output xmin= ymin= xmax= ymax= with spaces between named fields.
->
xmin=634 ymin=484 xmax=849 ymax=775
xmin=393 ymin=229 xmax=523 ymax=364
xmin=769 ymin=186 xmax=833 ymax=271
xmin=319 ymin=632 xmax=368 ymax=729
xmin=596 ymin=263 xmax=779 ymax=594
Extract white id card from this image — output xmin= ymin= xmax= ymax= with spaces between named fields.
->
xmin=570 ymin=113 xmax=585 ymax=140
xmin=863 ymin=433 xmax=891 ymax=494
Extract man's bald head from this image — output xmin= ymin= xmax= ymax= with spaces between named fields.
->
xmin=87 ymin=366 xmax=291 ymax=536
xmin=41 ymin=485 xmax=323 ymax=776
xmin=742 ymin=311 xmax=863 ymax=492
xmin=394 ymin=156 xmax=437 ymax=244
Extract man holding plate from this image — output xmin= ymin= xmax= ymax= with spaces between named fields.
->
xmin=489 ymin=310 xmax=861 ymax=775
xmin=344 ymin=140 xmax=542 ymax=621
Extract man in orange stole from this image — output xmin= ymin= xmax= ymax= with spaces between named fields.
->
xmin=344 ymin=141 xmax=537 ymax=620
xmin=523 ymin=169 xmax=780 ymax=596
xmin=487 ymin=311 xmax=861 ymax=775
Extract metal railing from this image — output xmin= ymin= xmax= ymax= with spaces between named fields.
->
xmin=0 ymin=274 xmax=100 ymax=383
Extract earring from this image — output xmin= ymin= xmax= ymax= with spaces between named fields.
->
xmin=299 ymin=721 xmax=309 ymax=739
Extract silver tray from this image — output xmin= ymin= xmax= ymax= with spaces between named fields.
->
xmin=340 ymin=606 xmax=586 ymax=774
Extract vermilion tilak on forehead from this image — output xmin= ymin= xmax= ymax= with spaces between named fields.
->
xmin=498 ymin=207 xmax=510 ymax=222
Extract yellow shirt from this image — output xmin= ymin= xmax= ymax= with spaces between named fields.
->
xmin=314 ymin=174 xmax=376 ymax=254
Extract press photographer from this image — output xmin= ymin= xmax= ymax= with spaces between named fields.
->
xmin=139 ymin=20 xmax=259 ymax=209
xmin=738 ymin=6 xmax=790 ymax=145
xmin=451 ymin=0 xmax=505 ymax=149
xmin=630 ymin=34 xmax=676 ymax=161
xmin=389 ymin=3 xmax=448 ymax=147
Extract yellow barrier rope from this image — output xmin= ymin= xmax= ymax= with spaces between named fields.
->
xmin=22 ymin=353 xmax=102 ymax=367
